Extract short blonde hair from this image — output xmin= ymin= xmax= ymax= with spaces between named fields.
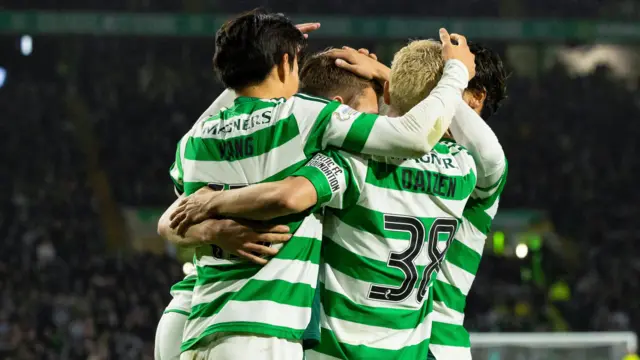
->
xmin=389 ymin=40 xmax=444 ymax=115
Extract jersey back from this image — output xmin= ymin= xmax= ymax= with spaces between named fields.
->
xmin=170 ymin=94 xmax=360 ymax=351
xmin=429 ymin=160 xmax=508 ymax=358
xmin=294 ymin=140 xmax=477 ymax=360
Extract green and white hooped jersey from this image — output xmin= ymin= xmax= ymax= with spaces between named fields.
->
xmin=429 ymin=159 xmax=507 ymax=358
xmin=169 ymin=94 xmax=408 ymax=352
xmin=164 ymin=271 xmax=197 ymax=316
xmin=298 ymin=140 xmax=477 ymax=360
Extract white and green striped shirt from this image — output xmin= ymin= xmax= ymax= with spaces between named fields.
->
xmin=297 ymin=140 xmax=477 ymax=360
xmin=429 ymin=161 xmax=507 ymax=356
xmin=169 ymin=88 xmax=467 ymax=351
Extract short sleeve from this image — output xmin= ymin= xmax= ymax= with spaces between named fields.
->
xmin=169 ymin=134 xmax=189 ymax=196
xmin=292 ymin=150 xmax=358 ymax=212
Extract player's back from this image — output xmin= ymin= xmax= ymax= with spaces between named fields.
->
xmin=307 ymin=139 xmax=477 ymax=360
xmin=175 ymin=94 xmax=339 ymax=352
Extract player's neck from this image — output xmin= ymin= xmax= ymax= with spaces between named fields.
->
xmin=236 ymin=76 xmax=291 ymax=100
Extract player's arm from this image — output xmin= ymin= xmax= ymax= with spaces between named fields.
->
xmin=315 ymin=31 xmax=473 ymax=158
xmin=170 ymin=152 xmax=353 ymax=235
xmin=449 ymin=98 xmax=506 ymax=195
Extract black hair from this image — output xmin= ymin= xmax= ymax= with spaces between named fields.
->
xmin=468 ymin=42 xmax=508 ymax=120
xmin=213 ymin=9 xmax=306 ymax=90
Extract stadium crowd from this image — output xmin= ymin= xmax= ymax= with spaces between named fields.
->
xmin=1 ymin=35 xmax=639 ymax=358
xmin=4 ymin=0 xmax=640 ymax=18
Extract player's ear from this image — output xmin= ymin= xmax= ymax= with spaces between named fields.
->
xmin=383 ymin=81 xmax=391 ymax=105
xmin=332 ymin=95 xmax=345 ymax=104
xmin=276 ymin=53 xmax=290 ymax=83
xmin=463 ymin=88 xmax=486 ymax=114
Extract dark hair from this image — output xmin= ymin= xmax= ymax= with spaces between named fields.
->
xmin=299 ymin=51 xmax=383 ymax=107
xmin=468 ymin=42 xmax=508 ymax=120
xmin=213 ymin=9 xmax=306 ymax=90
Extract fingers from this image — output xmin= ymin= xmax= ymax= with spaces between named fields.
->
xmin=439 ymin=28 xmax=451 ymax=46
xmin=357 ymin=48 xmax=377 ymax=60
xmin=250 ymin=224 xmax=290 ymax=233
xmin=256 ymin=232 xmax=292 ymax=244
xmin=169 ymin=211 xmax=186 ymax=229
xmin=295 ymin=23 xmax=321 ymax=34
xmin=175 ymin=218 xmax=192 ymax=237
xmin=334 ymin=58 xmax=358 ymax=72
xmin=243 ymin=243 xmax=279 ymax=257
xmin=450 ymin=33 xmax=467 ymax=47
xmin=325 ymin=48 xmax=356 ymax=62
xmin=237 ymin=250 xmax=268 ymax=266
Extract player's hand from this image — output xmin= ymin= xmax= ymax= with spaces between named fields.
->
xmin=439 ymin=28 xmax=475 ymax=80
xmin=199 ymin=219 xmax=292 ymax=265
xmin=170 ymin=187 xmax=219 ymax=236
xmin=326 ymin=46 xmax=390 ymax=83
xmin=296 ymin=23 xmax=321 ymax=38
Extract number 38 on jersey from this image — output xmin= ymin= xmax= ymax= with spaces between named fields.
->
xmin=368 ymin=215 xmax=458 ymax=304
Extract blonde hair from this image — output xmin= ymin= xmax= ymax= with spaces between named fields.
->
xmin=389 ymin=40 xmax=444 ymax=115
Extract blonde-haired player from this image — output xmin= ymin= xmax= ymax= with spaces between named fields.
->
xmin=383 ymin=38 xmax=508 ymax=360
xmin=322 ymin=37 xmax=507 ymax=359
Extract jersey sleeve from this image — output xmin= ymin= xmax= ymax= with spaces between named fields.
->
xmin=169 ymin=133 xmax=190 ymax=196
xmin=292 ymin=150 xmax=359 ymax=212
xmin=292 ymin=59 xmax=469 ymax=159
xmin=450 ymin=144 xmax=478 ymax=202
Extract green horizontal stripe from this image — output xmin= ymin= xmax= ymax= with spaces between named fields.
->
xmin=365 ymin=159 xmax=476 ymax=201
xmin=320 ymin=284 xmax=431 ymax=330
xmin=195 ymin=236 xmax=322 ymax=286
xmin=184 ymin=114 xmax=300 ymax=162
xmin=341 ymin=113 xmax=378 ymax=153
xmin=430 ymin=321 xmax=471 ymax=347
xmin=461 ymin=202 xmax=493 ymax=235
xmin=170 ymin=277 xmax=196 ymax=292
xmin=432 ymin=280 xmax=466 ymax=313
xmin=323 ymin=237 xmax=429 ymax=289
xmin=164 ymin=309 xmax=190 ymax=316
xmin=314 ymin=327 xmax=431 ymax=360
xmin=443 ymin=239 xmax=482 ymax=275
xmin=188 ymin=279 xmax=314 ymax=320
xmin=182 ymin=322 xmax=304 ymax=352
xmin=303 ymin=100 xmax=340 ymax=157
xmin=183 ymin=181 xmax=209 ymax=195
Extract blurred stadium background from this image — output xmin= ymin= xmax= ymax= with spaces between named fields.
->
xmin=1 ymin=1 xmax=639 ymax=359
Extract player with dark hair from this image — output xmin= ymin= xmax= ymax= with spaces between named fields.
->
xmin=159 ymin=9 xmax=476 ymax=360
xmin=428 ymin=42 xmax=509 ymax=360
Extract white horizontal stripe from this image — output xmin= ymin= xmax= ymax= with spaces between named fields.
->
xmin=165 ymin=293 xmax=193 ymax=313
xmin=305 ymin=350 xmax=342 ymax=360
xmin=368 ymin=153 xmax=473 ymax=177
xmin=182 ymin=134 xmax=306 ymax=184
xmin=191 ymin=279 xmax=249 ymax=308
xmin=323 ymin=216 xmax=436 ymax=267
xmin=184 ymin=300 xmax=311 ymax=339
xmin=454 ymin=220 xmax=487 ymax=256
xmin=253 ymin=258 xmax=319 ymax=287
xmin=428 ymin=344 xmax=472 ymax=359
xmin=320 ymin=304 xmax=432 ymax=350
xmin=321 ymin=265 xmax=424 ymax=311
xmin=360 ymin=183 xmax=455 ymax=219
xmin=485 ymin=197 xmax=500 ymax=218
xmin=438 ymin=260 xmax=475 ymax=296
xmin=192 ymin=259 xmax=318 ymax=308
xmin=431 ymin=301 xmax=465 ymax=325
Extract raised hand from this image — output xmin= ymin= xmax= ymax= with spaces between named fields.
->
xmin=296 ymin=23 xmax=321 ymax=38
xmin=440 ymin=28 xmax=476 ymax=80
